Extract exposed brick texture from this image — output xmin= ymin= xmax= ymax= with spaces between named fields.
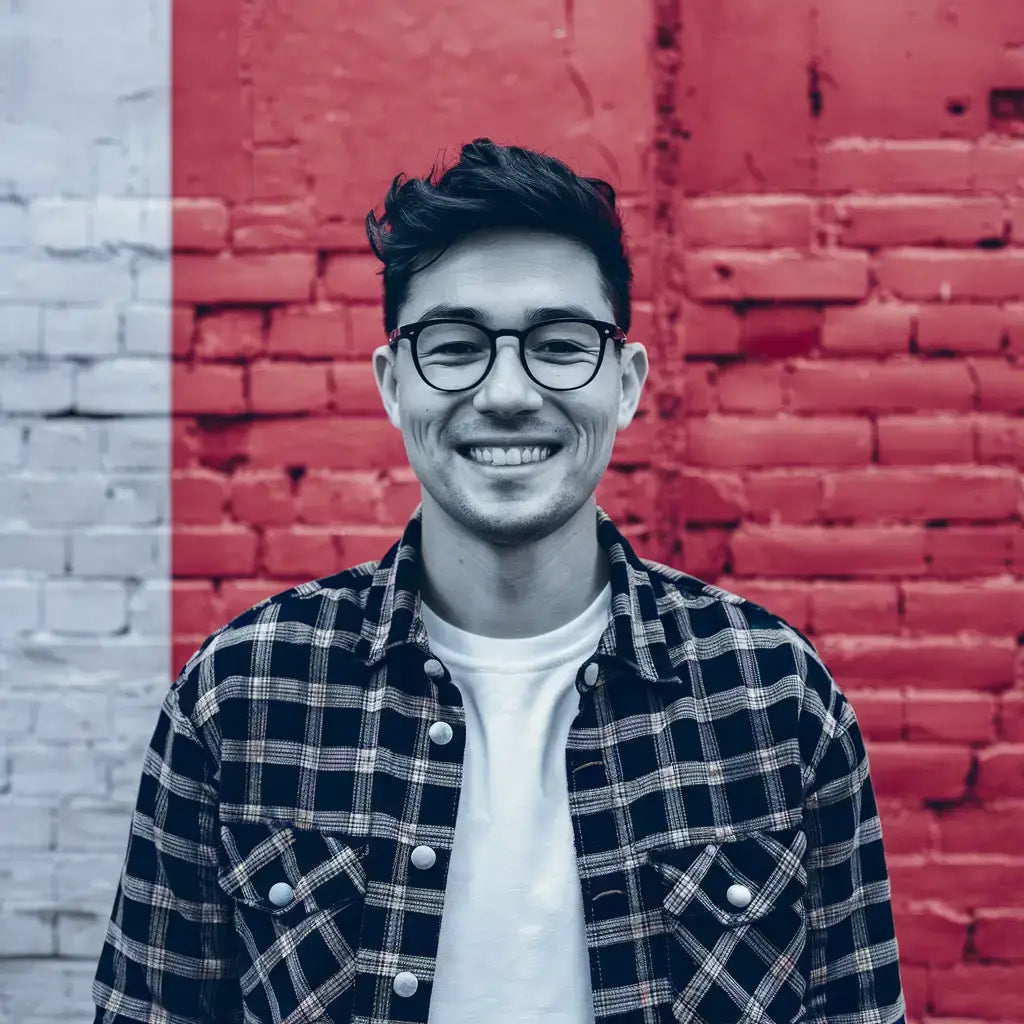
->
xmin=2 ymin=1 xmax=1022 ymax=1022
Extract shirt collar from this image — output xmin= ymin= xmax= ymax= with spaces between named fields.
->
xmin=352 ymin=502 xmax=687 ymax=689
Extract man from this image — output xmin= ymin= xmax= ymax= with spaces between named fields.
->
xmin=93 ymin=138 xmax=906 ymax=1024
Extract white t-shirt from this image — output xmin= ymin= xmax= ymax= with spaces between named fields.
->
xmin=419 ymin=581 xmax=612 ymax=1024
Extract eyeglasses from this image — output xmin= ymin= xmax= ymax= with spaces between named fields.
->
xmin=387 ymin=318 xmax=627 ymax=393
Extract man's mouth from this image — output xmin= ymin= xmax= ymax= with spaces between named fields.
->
xmin=456 ymin=444 xmax=563 ymax=468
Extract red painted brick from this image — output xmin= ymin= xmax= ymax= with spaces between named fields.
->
xmin=681 ymin=364 xmax=715 ymax=414
xmin=876 ymin=250 xmax=1024 ymax=302
xmin=815 ymin=637 xmax=1015 ymax=691
xmin=171 ymin=470 xmax=228 ymax=525
xmin=834 ymin=197 xmax=1005 ymax=247
xmin=322 ymin=254 xmax=382 ymax=303
xmin=686 ymin=416 xmax=871 ymax=468
xmin=743 ymin=471 xmax=822 ymax=524
xmin=248 ymin=418 xmax=408 ymax=469
xmin=175 ymin=254 xmax=315 ymax=304
xmin=915 ymin=304 xmax=1008 ymax=354
xmin=821 ymin=303 xmax=913 ymax=355
xmin=172 ymin=637 xmax=207 ymax=678
xmin=376 ymin=468 xmax=425 ymax=526
xmin=173 ymin=306 xmax=195 ymax=359
xmin=680 ymin=527 xmax=731 ymax=581
xmin=877 ymin=416 xmax=973 ymax=465
xmin=975 ymin=745 xmax=1024 ymax=799
xmin=890 ymin=904 xmax=968 ymax=966
xmin=740 ymin=305 xmax=822 ymax=358
xmin=685 ymin=251 xmax=869 ymax=302
xmin=939 ymin=806 xmax=1024 ymax=854
xmin=977 ymin=415 xmax=1024 ymax=467
xmin=611 ymin=410 xmax=659 ymax=466
xmin=348 ymin=305 xmax=388 ymax=358
xmin=820 ymin=468 xmax=1019 ymax=521
xmin=933 ymin=946 xmax=1024 ymax=1010
xmin=194 ymin=310 xmax=265 ymax=360
xmin=683 ymin=197 xmax=813 ymax=248
xmin=905 ymin=694 xmax=996 ymax=744
xmin=335 ymin=526 xmax=403 ymax=566
xmin=715 ymin=363 xmax=784 ymax=412
xmin=190 ymin=420 xmax=251 ymax=473
xmin=171 ymin=580 xmax=221 ymax=636
xmin=174 ymin=525 xmax=258 ymax=577
xmin=809 ymin=583 xmax=900 ymax=635
xmin=731 ymin=524 xmax=926 ymax=578
xmin=925 ymin=525 xmax=1016 ymax=576
xmin=973 ymin=357 xmax=1024 ymax=411
xmin=252 ymin=147 xmax=308 ymax=201
xmin=268 ymin=306 xmax=349 ymax=358
xmin=788 ymin=360 xmax=974 ymax=413
xmin=1012 ymin=198 xmax=1024 ymax=245
xmin=249 ymin=361 xmax=331 ymax=414
xmin=713 ymin=579 xmax=811 ymax=629
xmin=973 ymin=142 xmax=1024 ymax=193
xmin=845 ymin=692 xmax=904 ymax=742
xmin=891 ymin=860 xmax=1024 ymax=909
xmin=867 ymin=743 xmax=970 ymax=801
xmin=330 ymin=360 xmax=386 ymax=416
xmin=231 ymin=201 xmax=318 ymax=252
xmin=173 ymin=199 xmax=229 ymax=252
xmin=903 ymin=581 xmax=1024 ymax=636
xmin=296 ymin=470 xmax=383 ymax=525
xmin=229 ymin=470 xmax=295 ymax=527
xmin=672 ymin=470 xmax=745 ymax=523
xmin=974 ymin=910 xmax=1024 ymax=961
xmin=262 ymin=526 xmax=340 ymax=578
xmin=173 ymin=363 xmax=247 ymax=415
xmin=219 ymin=580 xmax=302 ymax=620
xmin=1003 ymin=304 xmax=1024 ymax=353
xmin=815 ymin=140 xmax=974 ymax=194
xmin=680 ymin=300 xmax=742 ymax=356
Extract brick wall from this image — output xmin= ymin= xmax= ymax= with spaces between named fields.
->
xmin=2 ymin=0 xmax=1022 ymax=1021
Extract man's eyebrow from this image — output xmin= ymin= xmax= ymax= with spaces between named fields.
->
xmin=415 ymin=303 xmax=600 ymax=327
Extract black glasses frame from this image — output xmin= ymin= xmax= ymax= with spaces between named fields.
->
xmin=387 ymin=318 xmax=628 ymax=393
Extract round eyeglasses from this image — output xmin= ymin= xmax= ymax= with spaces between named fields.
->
xmin=387 ymin=318 xmax=627 ymax=393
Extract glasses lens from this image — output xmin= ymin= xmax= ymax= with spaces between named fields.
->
xmin=415 ymin=321 xmax=603 ymax=391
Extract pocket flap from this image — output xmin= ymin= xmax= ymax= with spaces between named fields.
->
xmin=647 ymin=826 xmax=807 ymax=927
xmin=217 ymin=819 xmax=369 ymax=917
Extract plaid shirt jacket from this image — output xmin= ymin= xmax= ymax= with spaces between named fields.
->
xmin=93 ymin=504 xmax=906 ymax=1024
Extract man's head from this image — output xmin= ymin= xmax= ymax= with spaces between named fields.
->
xmin=368 ymin=138 xmax=648 ymax=549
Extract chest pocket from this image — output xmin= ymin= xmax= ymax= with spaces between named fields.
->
xmin=646 ymin=826 xmax=809 ymax=1024
xmin=217 ymin=820 xmax=370 ymax=1024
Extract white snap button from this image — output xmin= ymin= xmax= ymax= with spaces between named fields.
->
xmin=410 ymin=845 xmax=436 ymax=870
xmin=423 ymin=659 xmax=444 ymax=678
xmin=393 ymin=971 xmax=418 ymax=997
xmin=428 ymin=721 xmax=452 ymax=745
xmin=726 ymin=883 xmax=752 ymax=908
xmin=582 ymin=663 xmax=599 ymax=688
xmin=268 ymin=882 xmax=294 ymax=907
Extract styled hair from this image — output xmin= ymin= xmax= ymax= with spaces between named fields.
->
xmin=365 ymin=138 xmax=634 ymax=336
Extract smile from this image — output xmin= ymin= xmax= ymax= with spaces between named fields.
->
xmin=457 ymin=444 xmax=562 ymax=469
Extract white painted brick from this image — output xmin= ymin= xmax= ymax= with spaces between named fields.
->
xmin=122 ymin=303 xmax=170 ymax=355
xmin=55 ymin=852 xmax=123 ymax=910
xmin=42 ymin=304 xmax=119 ymax=357
xmin=103 ymin=417 xmax=170 ymax=469
xmin=0 ymin=696 xmax=37 ymax=737
xmin=0 ymin=420 xmax=25 ymax=468
xmin=0 ymin=200 xmax=29 ymax=247
xmin=0 ymin=303 xmax=42 ymax=355
xmin=9 ymin=746 xmax=106 ymax=797
xmin=44 ymin=580 xmax=128 ymax=635
xmin=0 ymin=579 xmax=43 ymax=634
xmin=76 ymin=357 xmax=167 ymax=413
xmin=134 ymin=255 xmax=172 ymax=302
xmin=29 ymin=198 xmax=93 ymax=250
xmin=0 ymin=123 xmax=86 ymax=199
xmin=0 ymin=529 xmax=67 ymax=573
xmin=0 ymin=358 xmax=74 ymax=413
xmin=0 ymin=908 xmax=54 ymax=956
xmin=104 ymin=474 xmax=168 ymax=525
xmin=0 ymin=252 xmax=133 ymax=303
xmin=11 ymin=635 xmax=168 ymax=683
xmin=24 ymin=420 xmax=103 ymax=471
xmin=70 ymin=528 xmax=164 ymax=576
xmin=127 ymin=578 xmax=170 ymax=634
xmin=58 ymin=912 xmax=109 ymax=958
xmin=0 ymin=802 xmax=53 ymax=849
xmin=109 ymin=744 xmax=155 ymax=803
xmin=94 ymin=196 xmax=170 ymax=251
xmin=54 ymin=802 xmax=132 ymax=852
xmin=33 ymin=689 xmax=112 ymax=742
xmin=16 ymin=474 xmax=107 ymax=527
xmin=112 ymin=689 xmax=167 ymax=744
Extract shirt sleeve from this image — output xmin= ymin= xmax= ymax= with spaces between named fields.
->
xmin=91 ymin=674 xmax=243 ymax=1024
xmin=799 ymin=642 xmax=907 ymax=1024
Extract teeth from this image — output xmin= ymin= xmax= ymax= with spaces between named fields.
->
xmin=467 ymin=445 xmax=553 ymax=466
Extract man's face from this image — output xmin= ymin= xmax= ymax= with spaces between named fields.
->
xmin=372 ymin=227 xmax=649 ymax=548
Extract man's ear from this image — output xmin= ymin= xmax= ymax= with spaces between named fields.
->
xmin=616 ymin=341 xmax=649 ymax=430
xmin=372 ymin=345 xmax=403 ymax=430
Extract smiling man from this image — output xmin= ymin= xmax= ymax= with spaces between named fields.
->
xmin=93 ymin=139 xmax=906 ymax=1024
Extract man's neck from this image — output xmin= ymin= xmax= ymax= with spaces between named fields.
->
xmin=417 ymin=500 xmax=610 ymax=640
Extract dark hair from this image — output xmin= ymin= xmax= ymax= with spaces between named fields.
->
xmin=365 ymin=138 xmax=634 ymax=337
